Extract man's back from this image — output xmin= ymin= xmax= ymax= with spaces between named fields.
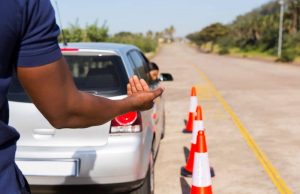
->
xmin=0 ymin=0 xmax=61 ymax=193
xmin=0 ymin=0 xmax=28 ymax=192
xmin=0 ymin=0 xmax=20 ymax=132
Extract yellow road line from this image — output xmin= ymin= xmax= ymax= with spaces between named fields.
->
xmin=192 ymin=64 xmax=292 ymax=194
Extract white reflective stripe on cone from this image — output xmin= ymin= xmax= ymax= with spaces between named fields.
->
xmin=192 ymin=152 xmax=212 ymax=187
xmin=191 ymin=121 xmax=204 ymax=144
xmin=189 ymin=96 xmax=198 ymax=112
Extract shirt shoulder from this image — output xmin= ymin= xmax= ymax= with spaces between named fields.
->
xmin=17 ymin=0 xmax=62 ymax=67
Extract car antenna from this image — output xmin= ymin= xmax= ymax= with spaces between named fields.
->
xmin=55 ymin=0 xmax=68 ymax=46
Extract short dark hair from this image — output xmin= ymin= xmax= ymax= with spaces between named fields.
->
xmin=148 ymin=62 xmax=159 ymax=71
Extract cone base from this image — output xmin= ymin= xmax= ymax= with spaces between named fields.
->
xmin=190 ymin=185 xmax=212 ymax=194
xmin=180 ymin=166 xmax=192 ymax=177
xmin=210 ymin=167 xmax=215 ymax=178
xmin=182 ymin=128 xmax=193 ymax=133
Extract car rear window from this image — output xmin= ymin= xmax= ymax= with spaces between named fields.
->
xmin=8 ymin=55 xmax=128 ymax=103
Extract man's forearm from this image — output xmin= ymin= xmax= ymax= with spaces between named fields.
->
xmin=52 ymin=91 xmax=133 ymax=129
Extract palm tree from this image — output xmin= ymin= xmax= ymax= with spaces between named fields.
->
xmin=286 ymin=0 xmax=300 ymax=33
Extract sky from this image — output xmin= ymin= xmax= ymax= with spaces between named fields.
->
xmin=50 ymin=0 xmax=273 ymax=37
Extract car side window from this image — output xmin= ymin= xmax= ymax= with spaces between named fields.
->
xmin=127 ymin=52 xmax=140 ymax=77
xmin=128 ymin=50 xmax=150 ymax=83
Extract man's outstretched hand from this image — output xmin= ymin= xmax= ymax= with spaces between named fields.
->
xmin=126 ymin=75 xmax=164 ymax=111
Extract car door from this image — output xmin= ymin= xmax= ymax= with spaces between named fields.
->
xmin=138 ymin=52 xmax=164 ymax=140
xmin=127 ymin=50 xmax=163 ymax=153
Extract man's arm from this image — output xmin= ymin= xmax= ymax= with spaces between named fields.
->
xmin=17 ymin=57 xmax=163 ymax=129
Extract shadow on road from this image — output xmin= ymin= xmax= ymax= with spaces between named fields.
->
xmin=182 ymin=146 xmax=216 ymax=178
xmin=180 ymin=177 xmax=190 ymax=194
xmin=183 ymin=119 xmax=187 ymax=126
xmin=183 ymin=146 xmax=189 ymax=162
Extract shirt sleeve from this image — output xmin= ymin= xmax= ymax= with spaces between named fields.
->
xmin=17 ymin=0 xmax=62 ymax=67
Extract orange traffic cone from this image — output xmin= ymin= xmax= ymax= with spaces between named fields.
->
xmin=181 ymin=106 xmax=204 ymax=177
xmin=190 ymin=131 xmax=213 ymax=194
xmin=183 ymin=86 xmax=197 ymax=133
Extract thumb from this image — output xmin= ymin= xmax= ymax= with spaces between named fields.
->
xmin=151 ymin=87 xmax=164 ymax=99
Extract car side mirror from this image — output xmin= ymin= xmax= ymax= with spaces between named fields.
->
xmin=159 ymin=73 xmax=174 ymax=81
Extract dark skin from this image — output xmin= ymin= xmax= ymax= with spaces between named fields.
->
xmin=17 ymin=57 xmax=163 ymax=129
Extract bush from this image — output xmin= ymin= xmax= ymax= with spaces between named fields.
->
xmin=277 ymin=49 xmax=297 ymax=62
xmin=109 ymin=33 xmax=158 ymax=53
xmin=58 ymin=21 xmax=159 ymax=53
xmin=218 ymin=47 xmax=230 ymax=55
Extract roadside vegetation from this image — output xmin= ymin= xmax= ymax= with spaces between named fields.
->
xmin=58 ymin=20 xmax=175 ymax=53
xmin=187 ymin=0 xmax=300 ymax=62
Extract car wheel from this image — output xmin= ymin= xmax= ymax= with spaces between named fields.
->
xmin=130 ymin=152 xmax=154 ymax=194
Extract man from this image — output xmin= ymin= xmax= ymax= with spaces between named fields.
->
xmin=0 ymin=0 xmax=163 ymax=193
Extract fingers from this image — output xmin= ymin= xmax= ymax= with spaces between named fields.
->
xmin=140 ymin=79 xmax=150 ymax=91
xmin=133 ymin=76 xmax=144 ymax=92
xmin=129 ymin=77 xmax=137 ymax=93
xmin=128 ymin=75 xmax=149 ymax=94
xmin=128 ymin=76 xmax=161 ymax=102
xmin=127 ymin=83 xmax=133 ymax=96
xmin=125 ymin=85 xmax=164 ymax=112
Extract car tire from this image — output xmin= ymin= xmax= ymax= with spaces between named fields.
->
xmin=129 ymin=153 xmax=154 ymax=194
xmin=161 ymin=110 xmax=166 ymax=139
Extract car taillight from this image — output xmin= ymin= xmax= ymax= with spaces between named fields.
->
xmin=110 ymin=112 xmax=142 ymax=133
xmin=60 ymin=48 xmax=79 ymax=52
xmin=115 ymin=112 xmax=137 ymax=125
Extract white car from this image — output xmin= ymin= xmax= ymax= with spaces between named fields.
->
xmin=8 ymin=43 xmax=172 ymax=194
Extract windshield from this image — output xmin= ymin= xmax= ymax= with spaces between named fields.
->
xmin=8 ymin=55 xmax=128 ymax=103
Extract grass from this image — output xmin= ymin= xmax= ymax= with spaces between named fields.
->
xmin=293 ymin=57 xmax=300 ymax=63
xmin=145 ymin=43 xmax=162 ymax=60
xmin=199 ymin=43 xmax=279 ymax=62
xmin=228 ymin=48 xmax=300 ymax=64
xmin=229 ymin=48 xmax=277 ymax=61
xmin=191 ymin=42 xmax=300 ymax=64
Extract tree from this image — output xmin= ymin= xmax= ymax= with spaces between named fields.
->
xmin=109 ymin=31 xmax=158 ymax=53
xmin=186 ymin=0 xmax=300 ymax=61
xmin=146 ymin=30 xmax=154 ymax=39
xmin=187 ymin=23 xmax=230 ymax=52
xmin=86 ymin=21 xmax=109 ymax=42
xmin=114 ymin=32 xmax=134 ymax=38
xmin=163 ymin=25 xmax=176 ymax=42
xmin=59 ymin=19 xmax=84 ymax=42
xmin=286 ymin=0 xmax=300 ymax=34
xmin=57 ymin=20 xmax=162 ymax=53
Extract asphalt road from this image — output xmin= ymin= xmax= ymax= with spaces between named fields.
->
xmin=153 ymin=43 xmax=300 ymax=194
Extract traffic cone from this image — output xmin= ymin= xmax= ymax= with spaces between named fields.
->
xmin=190 ymin=131 xmax=213 ymax=194
xmin=183 ymin=86 xmax=197 ymax=133
xmin=181 ymin=106 xmax=204 ymax=177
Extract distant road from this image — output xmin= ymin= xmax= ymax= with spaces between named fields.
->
xmin=153 ymin=43 xmax=300 ymax=194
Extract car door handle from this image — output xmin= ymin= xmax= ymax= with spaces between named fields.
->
xmin=32 ymin=128 xmax=56 ymax=139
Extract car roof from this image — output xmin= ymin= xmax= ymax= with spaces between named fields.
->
xmin=59 ymin=42 xmax=139 ymax=55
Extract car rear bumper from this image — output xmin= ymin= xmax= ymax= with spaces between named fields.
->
xmin=29 ymin=179 xmax=144 ymax=194
xmin=16 ymin=133 xmax=152 ymax=186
